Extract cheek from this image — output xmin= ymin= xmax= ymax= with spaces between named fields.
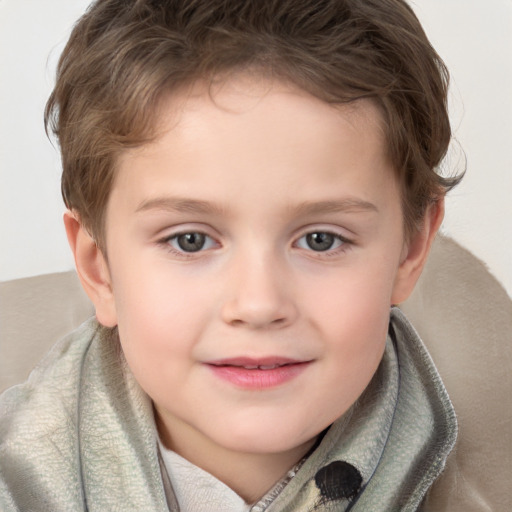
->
xmin=113 ymin=284 xmax=203 ymax=405
xmin=109 ymin=264 xmax=194 ymax=371
xmin=304 ymin=261 xmax=396 ymax=387
xmin=111 ymin=257 xmax=223 ymax=373
xmin=307 ymin=257 xmax=397 ymax=328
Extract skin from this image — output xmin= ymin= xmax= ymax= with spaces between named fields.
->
xmin=65 ymin=75 xmax=443 ymax=503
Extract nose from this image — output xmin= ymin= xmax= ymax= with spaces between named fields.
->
xmin=220 ymin=252 xmax=298 ymax=329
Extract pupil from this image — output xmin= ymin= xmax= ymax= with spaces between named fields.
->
xmin=177 ymin=233 xmax=205 ymax=252
xmin=307 ymin=232 xmax=334 ymax=251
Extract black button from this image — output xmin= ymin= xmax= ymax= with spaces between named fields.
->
xmin=315 ymin=461 xmax=362 ymax=501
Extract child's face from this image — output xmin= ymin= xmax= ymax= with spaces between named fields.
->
xmin=98 ymin=77 xmax=414 ymax=459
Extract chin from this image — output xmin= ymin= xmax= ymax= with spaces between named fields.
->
xmin=212 ymin=422 xmax=319 ymax=456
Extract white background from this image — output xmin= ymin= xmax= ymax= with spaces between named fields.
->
xmin=1 ymin=0 xmax=511 ymax=297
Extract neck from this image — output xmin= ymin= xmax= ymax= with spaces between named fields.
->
xmin=155 ymin=411 xmax=317 ymax=503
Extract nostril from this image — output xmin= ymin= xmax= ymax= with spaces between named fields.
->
xmin=220 ymin=285 xmax=298 ymax=329
xmin=226 ymin=315 xmax=289 ymax=329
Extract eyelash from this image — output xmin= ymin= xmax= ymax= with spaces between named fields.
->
xmin=157 ymin=229 xmax=352 ymax=258
xmin=294 ymin=230 xmax=351 ymax=256
xmin=159 ymin=231 xmax=218 ymax=258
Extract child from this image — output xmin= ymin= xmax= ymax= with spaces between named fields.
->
xmin=0 ymin=0 xmax=462 ymax=510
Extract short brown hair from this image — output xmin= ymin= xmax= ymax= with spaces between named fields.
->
xmin=45 ymin=0 xmax=462 ymax=248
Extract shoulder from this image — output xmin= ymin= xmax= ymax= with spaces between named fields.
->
xmin=0 ymin=316 xmax=101 ymax=438
xmin=0 ymin=317 xmax=101 ymax=426
xmin=0 ymin=319 xmax=103 ymax=510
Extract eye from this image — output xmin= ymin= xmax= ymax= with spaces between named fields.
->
xmin=168 ymin=232 xmax=216 ymax=253
xmin=296 ymin=232 xmax=345 ymax=252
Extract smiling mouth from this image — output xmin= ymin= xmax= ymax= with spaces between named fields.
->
xmin=229 ymin=363 xmax=290 ymax=370
xmin=208 ymin=357 xmax=306 ymax=369
xmin=205 ymin=357 xmax=312 ymax=388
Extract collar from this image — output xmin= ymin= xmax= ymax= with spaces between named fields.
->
xmin=263 ymin=307 xmax=457 ymax=512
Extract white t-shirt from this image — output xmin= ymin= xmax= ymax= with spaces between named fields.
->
xmin=158 ymin=441 xmax=252 ymax=512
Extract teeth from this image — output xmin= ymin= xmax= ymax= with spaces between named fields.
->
xmin=241 ymin=364 xmax=280 ymax=370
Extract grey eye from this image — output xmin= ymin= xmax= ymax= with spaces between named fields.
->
xmin=173 ymin=233 xmax=209 ymax=252
xmin=306 ymin=232 xmax=335 ymax=251
xmin=296 ymin=232 xmax=344 ymax=252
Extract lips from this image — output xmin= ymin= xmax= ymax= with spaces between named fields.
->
xmin=205 ymin=357 xmax=311 ymax=389
xmin=208 ymin=357 xmax=301 ymax=369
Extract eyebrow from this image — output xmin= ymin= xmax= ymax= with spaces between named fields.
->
xmin=135 ymin=197 xmax=225 ymax=215
xmin=292 ymin=199 xmax=379 ymax=216
xmin=135 ymin=196 xmax=378 ymax=216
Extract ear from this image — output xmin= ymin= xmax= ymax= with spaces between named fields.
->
xmin=391 ymin=198 xmax=444 ymax=305
xmin=64 ymin=211 xmax=118 ymax=327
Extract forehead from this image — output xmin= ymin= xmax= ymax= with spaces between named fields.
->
xmin=158 ymin=75 xmax=387 ymax=147
xmin=123 ymin=74 xmax=388 ymax=156
xmin=112 ymin=76 xmax=397 ymax=218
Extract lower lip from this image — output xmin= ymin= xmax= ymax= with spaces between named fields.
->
xmin=206 ymin=362 xmax=310 ymax=389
